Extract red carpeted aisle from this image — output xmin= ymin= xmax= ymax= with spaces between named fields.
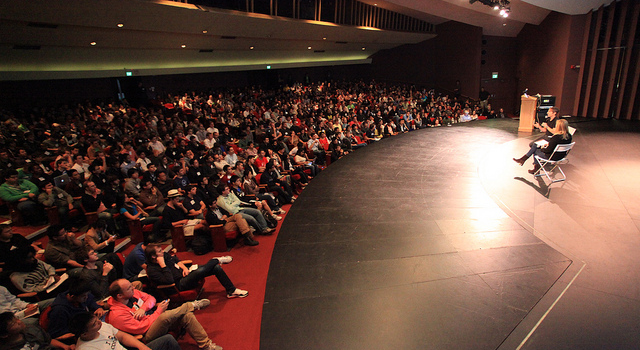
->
xmin=172 ymin=207 xmax=288 ymax=350
xmin=2 ymin=206 xmax=284 ymax=350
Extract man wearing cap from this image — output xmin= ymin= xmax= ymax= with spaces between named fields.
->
xmin=160 ymin=189 xmax=207 ymax=235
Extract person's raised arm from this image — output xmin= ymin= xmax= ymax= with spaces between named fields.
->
xmin=116 ymin=331 xmax=152 ymax=350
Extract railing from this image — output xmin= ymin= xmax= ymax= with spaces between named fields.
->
xmin=168 ymin=0 xmax=434 ymax=34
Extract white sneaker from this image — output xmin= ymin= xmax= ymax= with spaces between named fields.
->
xmin=216 ymin=256 xmax=233 ymax=264
xmin=272 ymin=215 xmax=282 ymax=221
xmin=203 ymin=341 xmax=223 ymax=350
xmin=227 ymin=288 xmax=248 ymax=299
xmin=192 ymin=299 xmax=211 ymax=310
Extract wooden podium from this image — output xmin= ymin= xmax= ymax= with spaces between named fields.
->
xmin=519 ymin=95 xmax=538 ymax=133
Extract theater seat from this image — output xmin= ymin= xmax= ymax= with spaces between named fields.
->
xmin=209 ymin=224 xmax=238 ymax=252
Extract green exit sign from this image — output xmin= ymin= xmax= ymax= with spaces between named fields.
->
xmin=126 ymin=71 xmax=133 ymax=77
xmin=492 ymin=72 xmax=498 ymax=79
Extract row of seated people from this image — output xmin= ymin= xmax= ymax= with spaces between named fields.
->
xmin=0 ymin=135 xmax=321 ymax=251
xmin=0 ymin=138 xmax=314 ymax=231
xmin=0 ymin=80 xmax=489 ymax=350
xmin=0 ymin=81 xmax=486 ymax=226
xmin=0 ymin=224 xmax=249 ymax=350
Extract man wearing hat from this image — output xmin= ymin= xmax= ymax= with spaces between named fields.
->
xmin=160 ymin=189 xmax=206 ymax=236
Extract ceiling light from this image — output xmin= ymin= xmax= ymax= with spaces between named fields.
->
xmin=117 ymin=23 xmax=124 ymax=28
xmin=202 ymin=30 xmax=207 ymax=34
xmin=362 ymin=47 xmax=366 ymax=50
xmin=90 ymin=41 xmax=96 ymax=46
xmin=323 ymin=37 xmax=327 ymax=40
xmin=471 ymin=0 xmax=511 ymax=16
xmin=250 ymin=46 xmax=254 ymax=50
xmin=181 ymin=44 xmax=186 ymax=48
xmin=308 ymin=46 xmax=312 ymax=50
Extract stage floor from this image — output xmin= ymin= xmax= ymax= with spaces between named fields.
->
xmin=261 ymin=118 xmax=640 ymax=350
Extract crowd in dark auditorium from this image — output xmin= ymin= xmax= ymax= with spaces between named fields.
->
xmin=0 ymin=80 xmax=488 ymax=350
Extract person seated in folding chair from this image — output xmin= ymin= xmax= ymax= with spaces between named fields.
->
xmin=513 ymin=119 xmax=572 ymax=174
xmin=144 ymin=244 xmax=249 ymax=299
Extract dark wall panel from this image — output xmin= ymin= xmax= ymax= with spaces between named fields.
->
xmin=480 ymin=35 xmax=518 ymax=114
xmin=369 ymin=20 xmax=483 ymax=99
xmin=517 ymin=11 xmax=577 ymax=116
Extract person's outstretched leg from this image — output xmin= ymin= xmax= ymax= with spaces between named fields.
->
xmin=179 ymin=258 xmax=235 ymax=294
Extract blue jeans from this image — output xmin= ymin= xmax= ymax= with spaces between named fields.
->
xmin=524 ymin=143 xmax=546 ymax=161
xmin=178 ymin=258 xmax=235 ymax=294
xmin=146 ymin=334 xmax=181 ymax=350
xmin=239 ymin=207 xmax=269 ymax=231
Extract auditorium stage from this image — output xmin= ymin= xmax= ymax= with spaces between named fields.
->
xmin=259 ymin=118 xmax=640 ymax=349
xmin=260 ymin=120 xmax=640 ymax=350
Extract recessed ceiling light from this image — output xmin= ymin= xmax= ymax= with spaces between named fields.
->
xmin=308 ymin=46 xmax=312 ymax=50
xmin=90 ymin=41 xmax=96 ymax=46
xmin=323 ymin=37 xmax=327 ymax=40
xmin=250 ymin=46 xmax=254 ymax=50
xmin=202 ymin=30 xmax=207 ymax=34
xmin=362 ymin=47 xmax=366 ymax=50
xmin=374 ymin=3 xmax=377 ymax=6
xmin=117 ymin=23 xmax=124 ymax=28
xmin=181 ymin=44 xmax=186 ymax=48
xmin=503 ymin=23 xmax=507 ymax=26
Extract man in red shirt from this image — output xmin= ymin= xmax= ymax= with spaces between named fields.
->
xmin=107 ymin=279 xmax=221 ymax=350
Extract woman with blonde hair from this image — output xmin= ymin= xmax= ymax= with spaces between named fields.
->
xmin=513 ymin=118 xmax=572 ymax=174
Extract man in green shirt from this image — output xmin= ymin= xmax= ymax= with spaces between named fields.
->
xmin=0 ymin=169 xmax=42 ymax=225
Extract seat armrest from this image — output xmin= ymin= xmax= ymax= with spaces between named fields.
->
xmin=17 ymin=292 xmax=38 ymax=299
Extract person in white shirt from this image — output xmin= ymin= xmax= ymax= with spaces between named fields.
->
xmin=71 ymin=155 xmax=91 ymax=179
xmin=69 ymin=311 xmax=184 ymax=350
xmin=136 ymin=151 xmax=152 ymax=172
xmin=149 ymin=136 xmax=165 ymax=157
xmin=203 ymin=132 xmax=216 ymax=150
xmin=224 ymin=147 xmax=238 ymax=167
